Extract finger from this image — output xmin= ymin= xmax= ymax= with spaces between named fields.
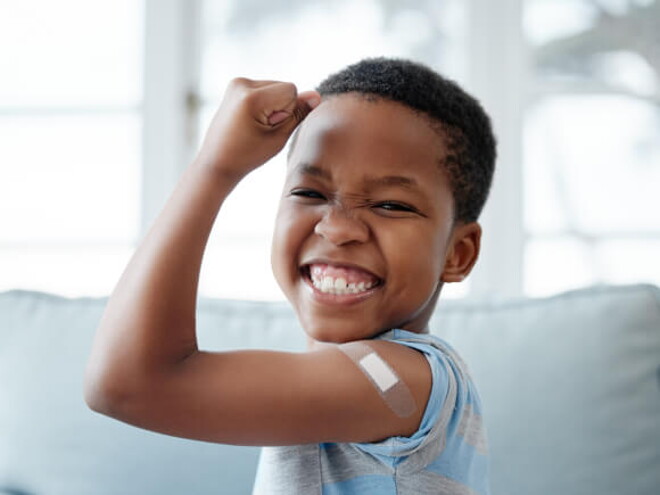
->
xmin=253 ymin=82 xmax=298 ymax=125
xmin=267 ymin=110 xmax=291 ymax=126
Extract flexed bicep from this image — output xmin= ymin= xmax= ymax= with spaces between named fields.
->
xmin=104 ymin=341 xmax=431 ymax=446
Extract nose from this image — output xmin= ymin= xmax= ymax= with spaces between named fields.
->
xmin=314 ymin=206 xmax=369 ymax=246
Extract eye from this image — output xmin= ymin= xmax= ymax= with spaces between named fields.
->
xmin=289 ymin=188 xmax=327 ymax=201
xmin=373 ymin=201 xmax=417 ymax=213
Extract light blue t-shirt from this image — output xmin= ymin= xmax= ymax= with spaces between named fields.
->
xmin=252 ymin=329 xmax=490 ymax=494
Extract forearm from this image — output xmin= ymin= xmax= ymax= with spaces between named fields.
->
xmin=85 ymin=159 xmax=239 ymax=403
xmin=84 ymin=77 xmax=318 ymax=416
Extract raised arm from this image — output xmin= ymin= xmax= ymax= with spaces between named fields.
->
xmin=83 ymin=79 xmax=432 ymax=446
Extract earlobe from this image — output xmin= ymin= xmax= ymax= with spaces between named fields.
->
xmin=440 ymin=222 xmax=482 ymax=283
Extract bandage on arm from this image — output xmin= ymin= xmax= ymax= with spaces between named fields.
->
xmin=338 ymin=341 xmax=417 ymax=418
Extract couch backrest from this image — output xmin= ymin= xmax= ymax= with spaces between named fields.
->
xmin=0 ymin=291 xmax=263 ymax=495
xmin=430 ymin=284 xmax=660 ymax=495
xmin=1 ymin=284 xmax=658 ymax=495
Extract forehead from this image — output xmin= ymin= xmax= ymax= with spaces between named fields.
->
xmin=287 ymin=94 xmax=448 ymax=186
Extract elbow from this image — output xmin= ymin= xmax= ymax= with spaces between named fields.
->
xmin=84 ymin=378 xmax=116 ymax=415
xmin=83 ymin=364 xmax=138 ymax=418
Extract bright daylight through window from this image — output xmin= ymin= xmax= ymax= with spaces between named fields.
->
xmin=523 ymin=0 xmax=660 ymax=296
xmin=1 ymin=0 xmax=658 ymax=300
xmin=0 ymin=0 xmax=143 ymax=296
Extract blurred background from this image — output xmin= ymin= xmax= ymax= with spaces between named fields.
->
xmin=0 ymin=0 xmax=658 ymax=301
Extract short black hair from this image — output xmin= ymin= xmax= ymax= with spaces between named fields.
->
xmin=313 ymin=57 xmax=497 ymax=224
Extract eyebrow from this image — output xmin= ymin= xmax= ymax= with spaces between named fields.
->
xmin=293 ymin=163 xmax=420 ymax=190
xmin=363 ymin=175 xmax=419 ymax=190
xmin=295 ymin=163 xmax=331 ymax=181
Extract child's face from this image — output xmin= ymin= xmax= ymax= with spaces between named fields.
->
xmin=271 ymin=94 xmax=462 ymax=344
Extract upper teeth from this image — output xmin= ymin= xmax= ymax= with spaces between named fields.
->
xmin=311 ymin=275 xmax=375 ymax=295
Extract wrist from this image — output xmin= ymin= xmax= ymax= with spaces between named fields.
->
xmin=190 ymin=155 xmax=250 ymax=189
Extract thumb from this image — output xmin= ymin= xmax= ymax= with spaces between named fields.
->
xmin=293 ymin=91 xmax=322 ymax=123
xmin=267 ymin=91 xmax=321 ymax=127
xmin=298 ymin=91 xmax=322 ymax=112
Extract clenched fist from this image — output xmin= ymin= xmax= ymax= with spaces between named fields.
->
xmin=195 ymin=78 xmax=321 ymax=181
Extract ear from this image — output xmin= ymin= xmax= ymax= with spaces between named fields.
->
xmin=440 ymin=222 xmax=482 ymax=283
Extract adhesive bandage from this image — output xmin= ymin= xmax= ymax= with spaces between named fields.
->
xmin=338 ymin=341 xmax=417 ymax=418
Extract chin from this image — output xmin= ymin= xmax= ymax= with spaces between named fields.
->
xmin=299 ymin=314 xmax=385 ymax=344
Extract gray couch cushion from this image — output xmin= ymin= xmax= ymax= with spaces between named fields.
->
xmin=0 ymin=291 xmax=264 ymax=495
xmin=430 ymin=284 xmax=660 ymax=495
xmin=1 ymin=284 xmax=658 ymax=494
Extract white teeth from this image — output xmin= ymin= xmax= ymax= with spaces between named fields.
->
xmin=321 ymin=277 xmax=334 ymax=291
xmin=310 ymin=273 xmax=376 ymax=295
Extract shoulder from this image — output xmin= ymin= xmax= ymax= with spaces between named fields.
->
xmin=369 ymin=330 xmax=481 ymax=433
xmin=335 ymin=334 xmax=433 ymax=436
xmin=350 ymin=331 xmax=484 ymax=461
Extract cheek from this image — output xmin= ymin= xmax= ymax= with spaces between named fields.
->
xmin=271 ymin=205 xmax=314 ymax=282
xmin=385 ymin=228 xmax=446 ymax=288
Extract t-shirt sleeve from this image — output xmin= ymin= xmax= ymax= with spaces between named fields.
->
xmin=352 ymin=337 xmax=455 ymax=465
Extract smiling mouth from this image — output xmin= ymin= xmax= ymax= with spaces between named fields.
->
xmin=300 ymin=263 xmax=383 ymax=296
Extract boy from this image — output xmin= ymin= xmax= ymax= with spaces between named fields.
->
xmin=85 ymin=58 xmax=496 ymax=494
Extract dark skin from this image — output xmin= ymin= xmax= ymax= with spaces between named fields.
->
xmin=84 ymin=78 xmax=481 ymax=447
xmin=273 ymin=95 xmax=481 ymax=347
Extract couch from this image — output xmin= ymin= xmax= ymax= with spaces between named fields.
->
xmin=1 ymin=284 xmax=659 ymax=494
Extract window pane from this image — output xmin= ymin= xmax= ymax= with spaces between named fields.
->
xmin=524 ymin=0 xmax=597 ymax=47
xmin=0 ymin=246 xmax=135 ymax=297
xmin=0 ymin=0 xmax=143 ymax=107
xmin=198 ymin=0 xmax=466 ymax=300
xmin=526 ymin=0 xmax=660 ymax=94
xmin=0 ymin=114 xmax=141 ymax=243
xmin=200 ymin=237 xmax=280 ymax=301
xmin=523 ymin=0 xmax=660 ymax=296
xmin=525 ymin=236 xmax=660 ymax=296
xmin=597 ymin=239 xmax=660 ymax=284
xmin=524 ymin=237 xmax=598 ymax=296
xmin=200 ymin=0 xmax=465 ymax=98
xmin=524 ymin=95 xmax=660 ymax=236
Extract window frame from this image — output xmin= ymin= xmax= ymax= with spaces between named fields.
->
xmin=140 ymin=0 xmax=202 ymax=236
xmin=462 ymin=0 xmax=526 ymax=298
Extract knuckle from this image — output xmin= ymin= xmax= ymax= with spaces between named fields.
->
xmin=229 ymin=76 xmax=251 ymax=87
xmin=281 ymin=82 xmax=298 ymax=100
xmin=226 ymin=77 xmax=252 ymax=97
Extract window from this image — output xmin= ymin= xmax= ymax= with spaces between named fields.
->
xmin=3 ymin=0 xmax=657 ymax=301
xmin=196 ymin=0 xmax=470 ymax=300
xmin=0 ymin=0 xmax=144 ymax=296
xmin=523 ymin=0 xmax=660 ymax=295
